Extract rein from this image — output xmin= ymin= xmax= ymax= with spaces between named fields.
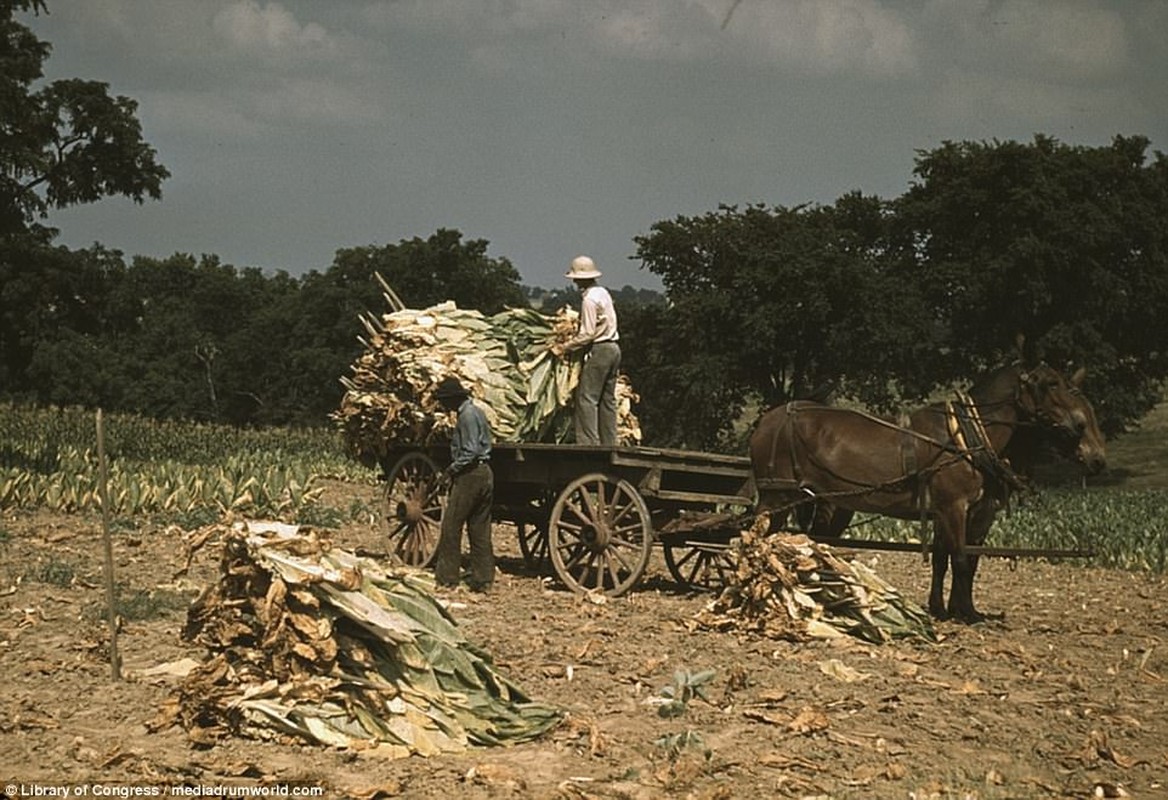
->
xmin=776 ymin=388 xmax=1027 ymax=505
xmin=782 ymin=403 xmax=955 ymax=449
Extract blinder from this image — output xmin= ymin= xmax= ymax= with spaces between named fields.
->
xmin=1016 ymin=363 xmax=1091 ymax=457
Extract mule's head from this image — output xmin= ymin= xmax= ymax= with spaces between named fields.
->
xmin=1018 ymin=364 xmax=1107 ymax=475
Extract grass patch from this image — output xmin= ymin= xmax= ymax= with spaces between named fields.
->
xmin=108 ymin=517 xmax=140 ymax=535
xmin=295 ymin=503 xmax=345 ymax=529
xmin=113 ymin=585 xmax=192 ymax=621
xmin=84 ymin=583 xmax=193 ymax=622
xmin=30 ymin=557 xmax=77 ymax=587
xmin=1100 ymin=400 xmax=1168 ymax=490
xmin=154 ymin=506 xmax=222 ymax=530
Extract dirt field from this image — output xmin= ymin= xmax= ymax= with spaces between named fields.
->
xmin=3 ymin=480 xmax=1166 ymax=800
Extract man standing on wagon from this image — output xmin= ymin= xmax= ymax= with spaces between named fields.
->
xmin=433 ymin=376 xmax=495 ymax=592
xmin=554 ymin=255 xmax=621 ymax=446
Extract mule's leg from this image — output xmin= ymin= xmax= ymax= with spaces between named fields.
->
xmin=951 ymin=500 xmax=998 ymax=622
xmin=947 ymin=551 xmax=983 ymax=623
xmin=793 ymin=500 xmax=815 ymax=532
xmin=809 ymin=502 xmax=853 ymax=538
xmin=965 ymin=553 xmax=984 ymax=617
xmin=931 ymin=499 xmax=975 ymax=620
xmin=928 ymin=538 xmax=950 ymax=619
xmin=756 ymin=491 xmax=795 ymax=534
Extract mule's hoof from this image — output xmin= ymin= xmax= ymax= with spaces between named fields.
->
xmin=949 ymin=607 xmax=989 ymax=624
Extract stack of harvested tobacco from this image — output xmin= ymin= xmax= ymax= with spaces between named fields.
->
xmin=332 ymin=287 xmax=642 ymax=466
xmin=151 ymin=521 xmax=563 ymax=755
xmin=693 ymin=516 xmax=937 ymax=644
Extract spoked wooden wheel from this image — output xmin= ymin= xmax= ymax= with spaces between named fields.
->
xmin=548 ymin=472 xmax=653 ymax=596
xmin=662 ymin=536 xmax=736 ymax=593
xmin=515 ymin=491 xmax=554 ymax=572
xmin=383 ymin=452 xmax=446 ymax=567
xmin=517 ymin=521 xmax=549 ymax=572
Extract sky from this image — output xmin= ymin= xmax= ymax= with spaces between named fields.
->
xmin=23 ymin=0 xmax=1168 ymax=291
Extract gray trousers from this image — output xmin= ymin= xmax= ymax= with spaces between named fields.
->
xmin=575 ymin=341 xmax=621 ymax=446
xmin=435 ymin=463 xmax=494 ymax=588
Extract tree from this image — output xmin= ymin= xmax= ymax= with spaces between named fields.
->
xmin=103 ymin=254 xmax=228 ymax=421
xmin=898 ymin=135 xmax=1168 ymax=434
xmin=1 ymin=0 xmax=169 ymax=239
xmin=632 ymin=137 xmax=1168 ymax=448
xmin=1 ymin=0 xmax=172 ymax=405
xmin=328 ymin=229 xmax=526 ymax=314
xmin=0 ymin=240 xmax=127 ymax=402
xmin=631 ymin=198 xmax=928 ymax=449
xmin=618 ymin=300 xmax=750 ymax=451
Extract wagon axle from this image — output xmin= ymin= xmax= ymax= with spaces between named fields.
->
xmin=579 ymin=521 xmax=610 ymax=551
xmin=396 ymin=496 xmax=426 ymax=525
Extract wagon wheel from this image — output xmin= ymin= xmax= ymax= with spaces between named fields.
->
xmin=516 ymin=493 xmax=553 ymax=571
xmin=548 ymin=472 xmax=653 ymax=596
xmin=662 ymin=536 xmax=736 ymax=593
xmin=383 ymin=452 xmax=446 ymax=567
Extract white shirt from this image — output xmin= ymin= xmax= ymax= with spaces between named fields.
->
xmin=566 ymin=285 xmax=619 ymax=351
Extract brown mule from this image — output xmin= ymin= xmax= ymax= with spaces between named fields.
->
xmin=749 ymin=362 xmax=1106 ymax=622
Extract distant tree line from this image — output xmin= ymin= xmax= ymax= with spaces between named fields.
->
xmin=0 ymin=230 xmax=533 ymax=426
xmin=0 ymin=225 xmax=675 ymax=428
xmin=4 ymin=1 xmax=1168 ymax=453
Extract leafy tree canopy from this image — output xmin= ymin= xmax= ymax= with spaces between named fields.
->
xmin=1 ymin=0 xmax=169 ymax=240
xmin=898 ymin=134 xmax=1168 ymax=434
xmin=631 ymin=195 xmax=937 ymax=448
xmin=629 ymin=136 xmax=1168 ymax=448
xmin=328 ymin=228 xmax=526 ymax=315
xmin=2 ymin=230 xmax=530 ymax=428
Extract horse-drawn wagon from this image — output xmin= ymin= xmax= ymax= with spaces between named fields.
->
xmin=373 ymin=358 xmax=1108 ymax=618
xmin=377 ymin=441 xmax=755 ymax=596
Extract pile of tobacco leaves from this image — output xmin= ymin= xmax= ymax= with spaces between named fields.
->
xmin=151 ymin=521 xmax=563 ymax=756
xmin=332 ymin=282 xmax=641 ymax=466
xmin=692 ymin=516 xmax=937 ymax=645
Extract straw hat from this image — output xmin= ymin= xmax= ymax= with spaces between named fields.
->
xmin=565 ymin=255 xmax=602 ymax=280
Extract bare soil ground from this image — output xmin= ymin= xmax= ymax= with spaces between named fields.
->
xmin=3 ymin=480 xmax=1167 ymax=799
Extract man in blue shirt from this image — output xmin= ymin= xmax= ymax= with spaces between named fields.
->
xmin=433 ymin=376 xmax=495 ymax=591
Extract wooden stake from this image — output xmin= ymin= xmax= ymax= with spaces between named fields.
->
xmin=96 ymin=409 xmax=121 ymax=680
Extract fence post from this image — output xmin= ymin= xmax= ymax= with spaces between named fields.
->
xmin=96 ymin=409 xmax=121 ymax=680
